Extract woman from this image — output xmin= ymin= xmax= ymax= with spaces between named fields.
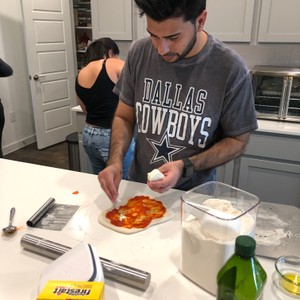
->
xmin=75 ymin=38 xmax=134 ymax=178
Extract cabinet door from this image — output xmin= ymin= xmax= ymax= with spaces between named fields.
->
xmin=91 ymin=0 xmax=132 ymax=40
xmin=238 ymin=157 xmax=300 ymax=207
xmin=216 ymin=160 xmax=235 ymax=185
xmin=258 ymin=0 xmax=300 ymax=42
xmin=136 ymin=13 xmax=147 ymax=39
xmin=205 ymin=0 xmax=255 ymax=42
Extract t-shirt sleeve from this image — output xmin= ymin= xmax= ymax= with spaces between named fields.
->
xmin=220 ymin=67 xmax=258 ymax=136
xmin=113 ymin=41 xmax=139 ymax=107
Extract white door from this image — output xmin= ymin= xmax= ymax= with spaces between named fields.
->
xmin=21 ymin=0 xmax=77 ymax=149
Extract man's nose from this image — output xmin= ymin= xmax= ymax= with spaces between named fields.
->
xmin=156 ymin=39 xmax=170 ymax=55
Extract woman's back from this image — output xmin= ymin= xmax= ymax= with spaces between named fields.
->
xmin=76 ymin=58 xmax=124 ymax=128
xmin=75 ymin=37 xmax=134 ymax=177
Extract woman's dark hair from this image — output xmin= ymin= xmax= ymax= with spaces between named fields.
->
xmin=86 ymin=37 xmax=120 ymax=63
xmin=134 ymin=0 xmax=206 ymax=23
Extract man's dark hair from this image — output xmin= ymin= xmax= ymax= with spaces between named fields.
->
xmin=134 ymin=0 xmax=206 ymax=23
xmin=86 ymin=37 xmax=120 ymax=63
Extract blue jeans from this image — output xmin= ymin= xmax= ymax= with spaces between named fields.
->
xmin=82 ymin=124 xmax=135 ymax=179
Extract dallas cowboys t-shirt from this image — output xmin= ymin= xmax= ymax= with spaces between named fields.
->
xmin=113 ymin=34 xmax=258 ymax=190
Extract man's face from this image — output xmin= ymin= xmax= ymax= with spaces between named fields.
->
xmin=146 ymin=14 xmax=205 ymax=63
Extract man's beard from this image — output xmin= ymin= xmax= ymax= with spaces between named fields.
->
xmin=178 ymin=24 xmax=198 ymax=60
xmin=162 ymin=24 xmax=198 ymax=63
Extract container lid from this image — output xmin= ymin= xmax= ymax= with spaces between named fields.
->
xmin=181 ymin=181 xmax=260 ymax=219
xmin=235 ymin=235 xmax=256 ymax=258
xmin=38 ymin=242 xmax=104 ymax=293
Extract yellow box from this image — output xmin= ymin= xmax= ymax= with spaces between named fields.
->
xmin=37 ymin=280 xmax=104 ymax=300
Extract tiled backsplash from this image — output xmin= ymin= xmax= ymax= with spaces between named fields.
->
xmin=220 ymin=43 xmax=300 ymax=69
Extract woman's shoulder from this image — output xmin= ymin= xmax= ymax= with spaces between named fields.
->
xmin=105 ymin=58 xmax=125 ymax=81
xmin=105 ymin=57 xmax=125 ymax=68
xmin=77 ymin=60 xmax=104 ymax=87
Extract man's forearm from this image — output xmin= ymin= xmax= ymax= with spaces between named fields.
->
xmin=189 ymin=133 xmax=250 ymax=171
xmin=107 ymin=115 xmax=134 ymax=166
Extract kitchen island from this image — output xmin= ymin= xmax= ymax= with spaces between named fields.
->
xmin=0 ymin=159 xmax=297 ymax=299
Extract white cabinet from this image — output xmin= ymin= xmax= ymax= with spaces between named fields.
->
xmin=91 ymin=0 xmax=132 ymax=40
xmin=135 ymin=12 xmax=148 ymax=39
xmin=238 ymin=156 xmax=300 ymax=207
xmin=216 ymin=160 xmax=235 ymax=185
xmin=217 ymin=131 xmax=300 ymax=207
xmin=135 ymin=0 xmax=256 ymax=42
xmin=204 ymin=0 xmax=255 ymax=42
xmin=258 ymin=0 xmax=300 ymax=43
xmin=134 ymin=0 xmax=300 ymax=44
xmin=237 ymin=133 xmax=300 ymax=207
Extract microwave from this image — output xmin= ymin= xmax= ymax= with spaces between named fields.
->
xmin=251 ymin=65 xmax=300 ymax=123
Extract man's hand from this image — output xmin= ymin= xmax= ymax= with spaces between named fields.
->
xmin=147 ymin=160 xmax=184 ymax=193
xmin=98 ymin=163 xmax=123 ymax=202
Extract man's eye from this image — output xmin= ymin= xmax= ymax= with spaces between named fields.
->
xmin=168 ymin=35 xmax=179 ymax=41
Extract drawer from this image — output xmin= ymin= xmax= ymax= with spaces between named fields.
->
xmin=244 ymin=132 xmax=300 ymax=163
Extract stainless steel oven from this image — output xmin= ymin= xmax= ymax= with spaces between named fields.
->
xmin=251 ymin=65 xmax=300 ymax=123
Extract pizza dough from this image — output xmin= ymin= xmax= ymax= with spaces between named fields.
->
xmin=98 ymin=196 xmax=173 ymax=234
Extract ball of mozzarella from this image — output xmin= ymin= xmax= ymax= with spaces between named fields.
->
xmin=147 ymin=169 xmax=165 ymax=181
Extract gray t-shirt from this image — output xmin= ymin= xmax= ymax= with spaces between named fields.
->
xmin=113 ymin=34 xmax=258 ymax=190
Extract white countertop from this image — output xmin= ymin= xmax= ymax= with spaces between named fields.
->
xmin=256 ymin=119 xmax=300 ymax=136
xmin=72 ymin=105 xmax=84 ymax=113
xmin=0 ymin=159 xmax=296 ymax=300
xmin=72 ymin=105 xmax=300 ymax=136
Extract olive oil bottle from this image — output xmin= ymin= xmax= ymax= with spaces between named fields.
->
xmin=217 ymin=235 xmax=267 ymax=300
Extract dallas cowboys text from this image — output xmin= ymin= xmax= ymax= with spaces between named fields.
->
xmin=136 ymin=78 xmax=212 ymax=148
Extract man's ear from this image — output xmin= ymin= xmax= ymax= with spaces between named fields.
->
xmin=196 ymin=10 xmax=207 ymax=32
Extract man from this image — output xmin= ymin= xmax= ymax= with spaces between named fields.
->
xmin=98 ymin=0 xmax=257 ymax=203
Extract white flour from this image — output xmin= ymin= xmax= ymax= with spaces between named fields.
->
xmin=255 ymin=228 xmax=293 ymax=246
xmin=255 ymin=207 xmax=292 ymax=246
xmin=181 ymin=199 xmax=255 ymax=295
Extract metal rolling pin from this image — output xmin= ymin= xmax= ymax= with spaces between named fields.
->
xmin=26 ymin=197 xmax=56 ymax=227
xmin=20 ymin=233 xmax=151 ymax=291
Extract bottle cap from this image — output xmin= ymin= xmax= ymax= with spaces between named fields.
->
xmin=235 ymin=235 xmax=256 ymax=258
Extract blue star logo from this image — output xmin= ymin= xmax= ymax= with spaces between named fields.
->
xmin=147 ymin=131 xmax=185 ymax=164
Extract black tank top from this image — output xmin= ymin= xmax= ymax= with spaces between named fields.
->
xmin=75 ymin=59 xmax=119 ymax=128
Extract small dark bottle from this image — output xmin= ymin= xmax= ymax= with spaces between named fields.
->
xmin=217 ymin=235 xmax=267 ymax=300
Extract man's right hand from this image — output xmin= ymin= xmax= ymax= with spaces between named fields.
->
xmin=98 ymin=163 xmax=123 ymax=203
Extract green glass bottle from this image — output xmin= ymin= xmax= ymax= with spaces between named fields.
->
xmin=217 ymin=235 xmax=267 ymax=300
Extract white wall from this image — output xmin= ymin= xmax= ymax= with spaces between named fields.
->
xmin=0 ymin=1 xmax=300 ymax=155
xmin=0 ymin=0 xmax=35 ymax=156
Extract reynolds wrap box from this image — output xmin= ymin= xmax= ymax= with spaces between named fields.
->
xmin=37 ymin=280 xmax=104 ymax=300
